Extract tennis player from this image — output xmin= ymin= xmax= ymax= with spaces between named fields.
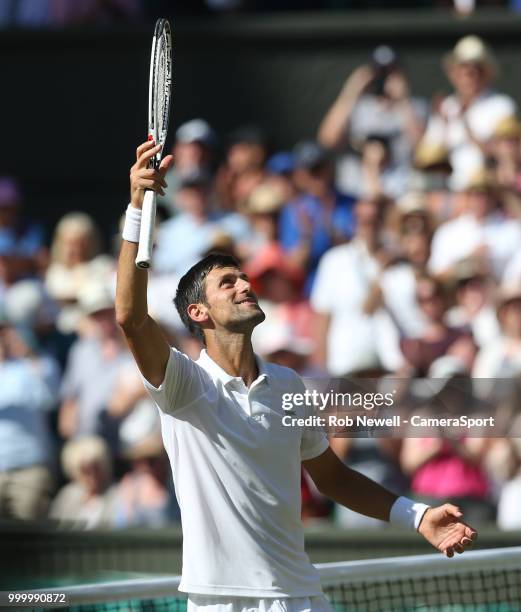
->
xmin=116 ymin=139 xmax=478 ymax=612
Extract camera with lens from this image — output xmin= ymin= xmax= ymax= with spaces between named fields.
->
xmin=371 ymin=45 xmax=398 ymax=97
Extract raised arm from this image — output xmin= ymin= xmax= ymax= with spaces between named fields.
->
xmin=317 ymin=65 xmax=374 ymax=150
xmin=115 ymin=140 xmax=173 ymax=388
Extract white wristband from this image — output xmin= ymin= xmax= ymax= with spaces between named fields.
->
xmin=390 ymin=496 xmax=430 ymax=531
xmin=122 ymin=204 xmax=142 ymax=243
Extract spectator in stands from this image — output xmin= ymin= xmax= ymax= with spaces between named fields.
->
xmin=0 ymin=312 xmax=58 ymax=520
xmin=0 ymin=178 xmax=45 ymax=297
xmin=45 ymin=212 xmax=114 ymax=335
xmin=114 ymin=433 xmax=180 ymax=528
xmin=445 ymin=258 xmax=501 ymax=349
xmin=428 ymin=169 xmax=521 ymax=281
xmin=357 ymin=134 xmax=409 ymax=199
xmin=497 ymin=436 xmax=521 ymax=530
xmin=379 ymin=193 xmax=432 ymax=339
xmin=2 ymin=279 xmax=73 ymax=371
xmin=410 ymin=142 xmax=454 ymax=222
xmin=58 ymin=282 xmax=134 ymax=444
xmin=154 ymin=167 xmax=252 ymax=276
xmin=265 ymin=151 xmax=298 ymax=203
xmin=50 ymin=436 xmax=117 ymax=529
xmin=238 ymin=183 xmax=287 ymax=259
xmin=279 ymin=141 xmax=355 ymax=294
xmin=420 ymin=35 xmax=516 ymax=191
xmin=401 ymin=363 xmax=494 ymax=524
xmin=311 ymin=196 xmax=403 ymax=376
xmin=318 ymin=46 xmax=426 ymax=197
xmin=473 ymin=285 xmax=521 ymax=381
xmin=247 ymin=243 xmax=311 ymax=347
xmin=215 ymin=125 xmax=268 ymax=211
xmin=400 ymin=275 xmax=476 ymax=377
xmin=160 ymin=118 xmax=217 ymax=212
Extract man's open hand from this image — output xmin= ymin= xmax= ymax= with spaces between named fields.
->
xmin=418 ymin=504 xmax=477 ymax=558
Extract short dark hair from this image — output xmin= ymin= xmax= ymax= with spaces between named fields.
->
xmin=174 ymin=252 xmax=240 ymax=342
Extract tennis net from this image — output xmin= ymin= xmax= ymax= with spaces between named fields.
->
xmin=41 ymin=546 xmax=521 ymax=611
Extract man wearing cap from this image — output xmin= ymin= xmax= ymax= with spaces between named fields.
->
xmin=159 ymin=118 xmax=217 ymax=211
xmin=58 ymin=282 xmax=134 ymax=442
xmin=153 ymin=167 xmax=252 ymax=276
xmin=420 ymin=36 xmax=516 ymax=191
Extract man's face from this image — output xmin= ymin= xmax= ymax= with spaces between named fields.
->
xmin=194 ymin=266 xmax=265 ymax=335
xmin=449 ymin=62 xmax=486 ymax=100
xmin=177 ymin=185 xmax=209 ymax=217
xmin=174 ymin=141 xmax=210 ymax=169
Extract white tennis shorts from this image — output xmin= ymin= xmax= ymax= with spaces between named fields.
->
xmin=187 ymin=594 xmax=333 ymax=612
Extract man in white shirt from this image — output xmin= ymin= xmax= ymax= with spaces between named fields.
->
xmin=421 ymin=35 xmax=516 ymax=191
xmin=115 ymin=139 xmax=477 ymax=612
xmin=428 ymin=171 xmax=521 ymax=280
xmin=311 ymin=197 xmax=404 ymax=375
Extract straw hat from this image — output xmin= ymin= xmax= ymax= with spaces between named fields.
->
xmin=444 ymin=35 xmax=498 ymax=76
xmin=496 ymin=284 xmax=521 ymax=314
xmin=242 ymin=183 xmax=286 ymax=215
xmin=492 ymin=116 xmax=521 ymax=140
xmin=463 ymin=167 xmax=496 ymax=193
xmin=413 ymin=141 xmax=452 ymax=173
xmin=396 ymin=192 xmax=429 ymax=216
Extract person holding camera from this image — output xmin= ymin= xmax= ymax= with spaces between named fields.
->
xmin=318 ymin=46 xmax=427 ymax=198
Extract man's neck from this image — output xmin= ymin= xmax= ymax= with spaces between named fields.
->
xmin=206 ymin=332 xmax=258 ymax=387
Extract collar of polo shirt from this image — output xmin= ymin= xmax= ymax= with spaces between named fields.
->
xmin=198 ymin=349 xmax=270 ymax=388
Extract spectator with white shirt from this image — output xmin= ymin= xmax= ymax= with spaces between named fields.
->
xmin=473 ymin=285 xmax=521 ymax=383
xmin=380 ymin=193 xmax=433 ymax=339
xmin=318 ymin=46 xmax=427 ymax=198
xmin=311 ymin=196 xmax=403 ymax=376
xmin=428 ymin=169 xmax=521 ymax=281
xmin=420 ymin=35 xmax=516 ymax=191
xmin=445 ymin=258 xmax=501 ymax=350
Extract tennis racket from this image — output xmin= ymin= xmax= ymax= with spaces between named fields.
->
xmin=135 ymin=18 xmax=173 ymax=269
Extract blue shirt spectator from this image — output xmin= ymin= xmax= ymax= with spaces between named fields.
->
xmin=154 ymin=167 xmax=252 ymax=276
xmin=0 ymin=355 xmax=58 ymax=471
xmin=279 ymin=192 xmax=355 ymax=294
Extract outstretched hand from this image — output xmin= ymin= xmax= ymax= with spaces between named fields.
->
xmin=418 ymin=504 xmax=477 ymax=558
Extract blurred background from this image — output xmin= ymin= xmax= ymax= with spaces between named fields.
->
xmin=2 ymin=0 xmax=521 ymax=591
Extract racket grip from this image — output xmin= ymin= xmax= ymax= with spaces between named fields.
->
xmin=135 ymin=189 xmax=156 ymax=269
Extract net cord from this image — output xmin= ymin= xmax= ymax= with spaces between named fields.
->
xmin=36 ymin=546 xmax=521 ymax=606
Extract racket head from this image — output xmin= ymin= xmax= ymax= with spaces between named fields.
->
xmin=148 ymin=18 xmax=172 ymax=168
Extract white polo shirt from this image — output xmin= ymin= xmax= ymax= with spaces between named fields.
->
xmin=143 ymin=347 xmax=329 ymax=598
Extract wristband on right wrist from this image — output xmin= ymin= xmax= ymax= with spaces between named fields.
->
xmin=122 ymin=204 xmax=142 ymax=243
xmin=390 ymin=496 xmax=430 ymax=531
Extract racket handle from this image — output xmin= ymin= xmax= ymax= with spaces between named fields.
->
xmin=135 ymin=189 xmax=156 ymax=269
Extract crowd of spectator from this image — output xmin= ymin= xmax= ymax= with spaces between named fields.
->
xmin=1 ymin=34 xmax=521 ymax=531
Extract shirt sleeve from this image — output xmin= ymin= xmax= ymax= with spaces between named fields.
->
xmin=292 ymin=374 xmax=329 ymax=461
xmin=142 ymin=347 xmax=207 ymax=415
